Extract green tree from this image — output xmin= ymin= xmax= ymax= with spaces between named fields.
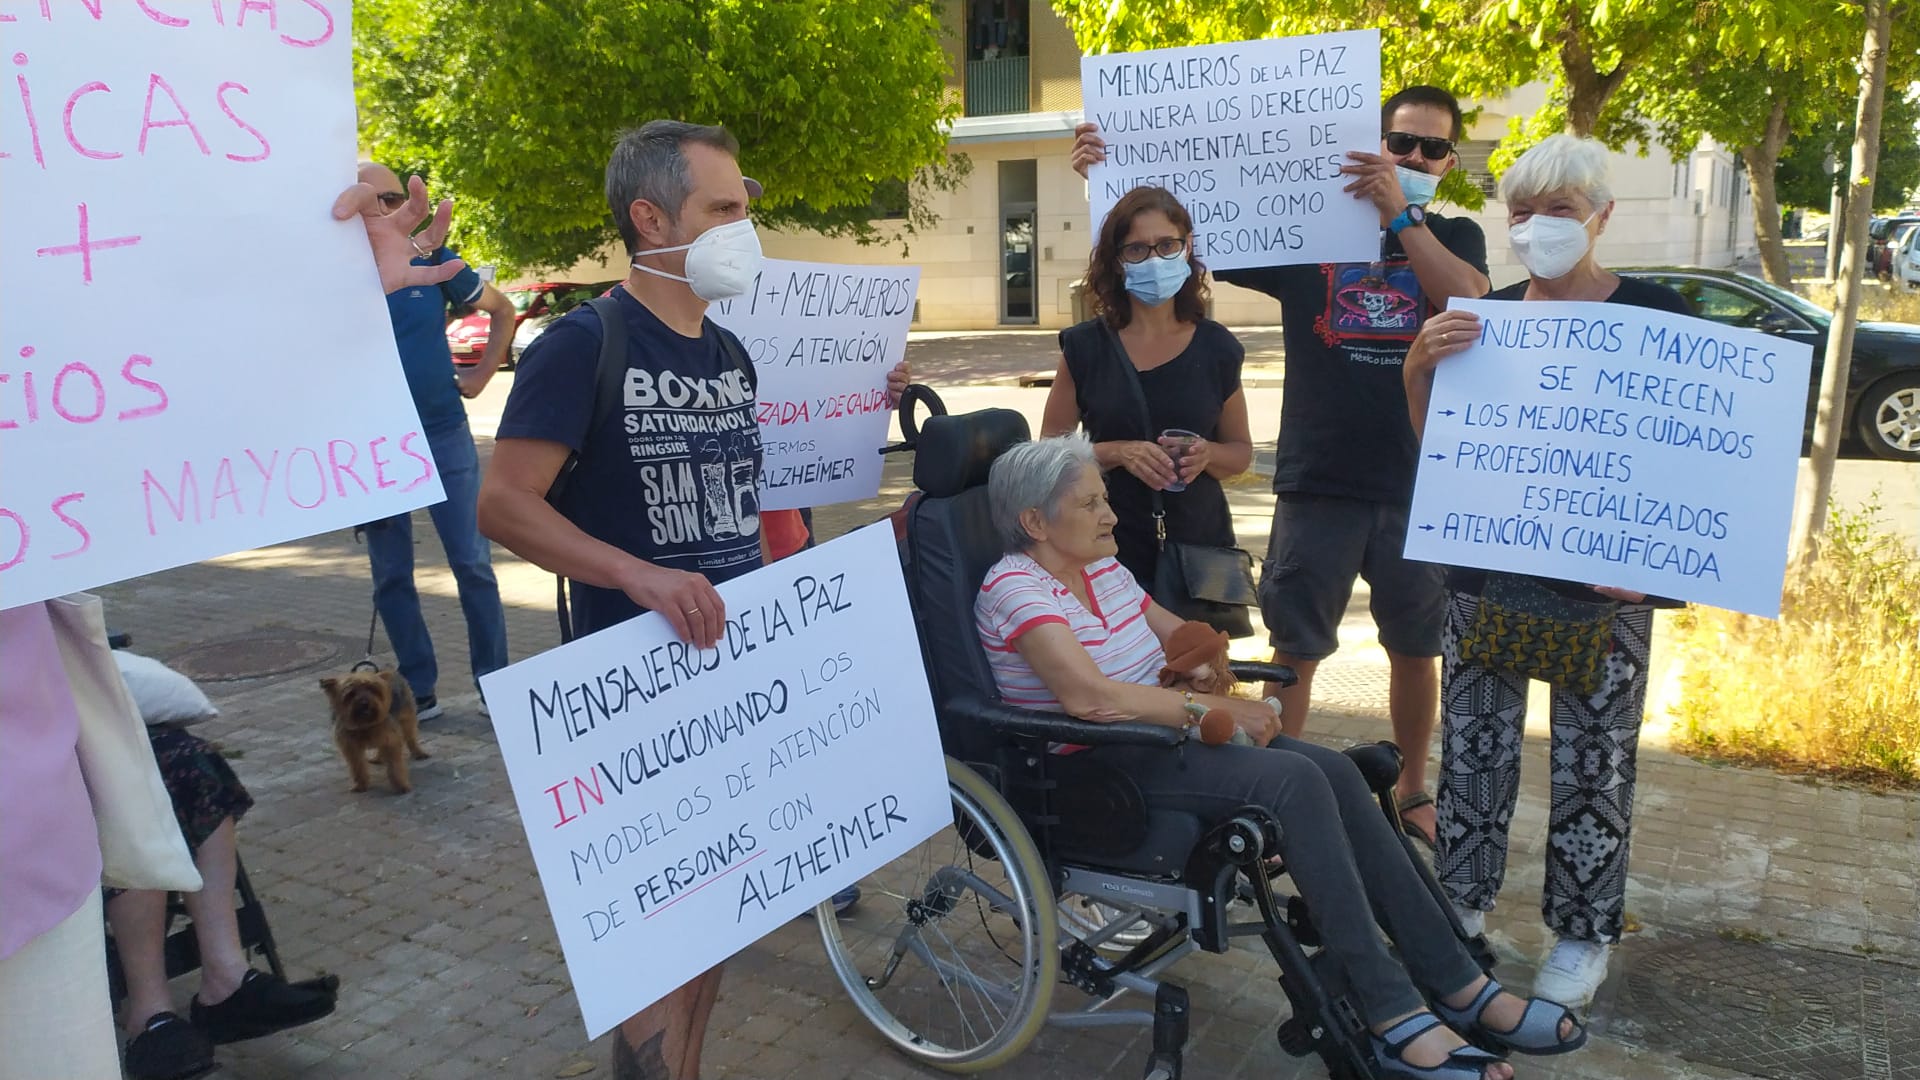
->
xmin=1633 ymin=4 xmax=1918 ymax=284
xmin=355 ymin=0 xmax=964 ymax=274
xmin=1776 ymin=90 xmax=1920 ymax=212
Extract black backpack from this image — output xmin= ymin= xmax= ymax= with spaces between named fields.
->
xmin=546 ymin=295 xmax=755 ymax=642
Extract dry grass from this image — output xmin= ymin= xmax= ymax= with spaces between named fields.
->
xmin=1667 ymin=500 xmax=1920 ymax=787
xmin=1795 ymin=281 xmax=1920 ymax=325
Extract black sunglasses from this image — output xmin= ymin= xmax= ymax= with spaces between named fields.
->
xmin=1384 ymin=131 xmax=1455 ymax=161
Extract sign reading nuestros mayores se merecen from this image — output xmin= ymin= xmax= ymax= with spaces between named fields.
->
xmin=480 ymin=523 xmax=948 ymax=1038
xmin=1405 ymin=299 xmax=1815 ymax=617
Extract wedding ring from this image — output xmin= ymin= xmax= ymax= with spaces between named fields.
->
xmin=686 ymin=607 xmax=701 ymax=616
xmin=409 ymin=237 xmax=432 ymax=258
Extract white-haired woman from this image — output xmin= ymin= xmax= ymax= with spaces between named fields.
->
xmin=977 ymin=434 xmax=1590 ymax=1080
xmin=1404 ymin=134 xmax=1689 ymax=1010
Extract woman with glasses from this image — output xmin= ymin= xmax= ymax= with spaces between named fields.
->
xmin=1041 ymin=185 xmax=1255 ymax=634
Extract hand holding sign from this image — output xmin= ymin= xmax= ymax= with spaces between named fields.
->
xmin=330 ymin=174 xmax=461 ymax=294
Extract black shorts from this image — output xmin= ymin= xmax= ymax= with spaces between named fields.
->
xmin=1257 ymin=493 xmax=1445 ymax=661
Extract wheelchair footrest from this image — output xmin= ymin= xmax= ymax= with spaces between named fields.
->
xmin=1145 ymin=982 xmax=1189 ymax=1080
xmin=1275 ymin=1016 xmax=1319 ymax=1058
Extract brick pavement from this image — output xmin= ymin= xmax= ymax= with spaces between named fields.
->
xmin=91 ymin=379 xmax=1919 ymax=1080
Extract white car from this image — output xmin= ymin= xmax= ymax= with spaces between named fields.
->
xmin=1895 ymin=223 xmax=1920 ymax=289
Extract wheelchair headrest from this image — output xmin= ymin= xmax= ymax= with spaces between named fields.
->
xmin=912 ymin=409 xmax=1031 ymax=498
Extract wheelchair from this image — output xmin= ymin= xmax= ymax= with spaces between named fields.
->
xmin=816 ymin=408 xmax=1493 ymax=1079
xmin=99 ymin=633 xmax=340 ymax=1013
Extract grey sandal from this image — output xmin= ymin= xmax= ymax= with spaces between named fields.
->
xmin=1371 ymin=1013 xmax=1507 ymax=1080
xmin=1434 ymin=977 xmax=1589 ymax=1056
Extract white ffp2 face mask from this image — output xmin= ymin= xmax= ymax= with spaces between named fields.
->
xmin=632 ymin=218 xmax=764 ymax=301
xmin=1508 ymin=212 xmax=1597 ymax=280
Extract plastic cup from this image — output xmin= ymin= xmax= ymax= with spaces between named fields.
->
xmin=1160 ymin=428 xmax=1199 ymax=492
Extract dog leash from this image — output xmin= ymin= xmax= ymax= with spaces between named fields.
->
xmin=355 ymin=606 xmax=381 ymax=674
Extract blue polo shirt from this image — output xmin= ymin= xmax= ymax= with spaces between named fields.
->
xmin=385 ymin=246 xmax=483 ymax=434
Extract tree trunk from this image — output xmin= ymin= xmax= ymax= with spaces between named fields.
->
xmin=1790 ymin=0 xmax=1894 ymax=568
xmin=1558 ymin=23 xmax=1632 ymax=136
xmin=1744 ymin=98 xmax=1794 ymax=286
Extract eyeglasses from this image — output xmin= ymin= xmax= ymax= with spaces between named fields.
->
xmin=1384 ymin=132 xmax=1455 ymax=161
xmin=1119 ymin=237 xmax=1188 ymax=264
xmin=375 ymin=191 xmax=409 ymax=213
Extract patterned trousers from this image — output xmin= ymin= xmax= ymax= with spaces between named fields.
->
xmin=1434 ymin=589 xmax=1654 ymax=944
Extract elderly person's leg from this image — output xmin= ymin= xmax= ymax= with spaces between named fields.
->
xmin=106 ymin=889 xmax=180 ymax=1032
xmin=1433 ymin=591 xmax=1531 ymax=930
xmin=1093 ymin=743 xmax=1510 ymax=1077
xmin=180 ymin=818 xmax=248 ymax=1004
xmin=613 ymin=971 xmax=723 ymax=1080
xmin=108 ymin=887 xmax=217 ymax=1080
xmin=1534 ymin=604 xmax=1653 ymax=1007
xmin=1276 ymin=735 xmax=1583 ymax=1052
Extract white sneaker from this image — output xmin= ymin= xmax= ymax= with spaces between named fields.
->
xmin=1532 ymin=937 xmax=1612 ymax=1009
xmin=1454 ymin=906 xmax=1486 ymax=938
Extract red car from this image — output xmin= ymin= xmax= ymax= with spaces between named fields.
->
xmin=446 ymin=281 xmax=597 ymax=369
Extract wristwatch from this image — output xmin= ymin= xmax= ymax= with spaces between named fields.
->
xmin=1389 ymin=203 xmax=1428 ymax=235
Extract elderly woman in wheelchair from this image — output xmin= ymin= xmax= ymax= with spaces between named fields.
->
xmin=973 ymin=434 xmax=1582 ymax=1079
xmin=820 ymin=416 xmax=1587 ymax=1080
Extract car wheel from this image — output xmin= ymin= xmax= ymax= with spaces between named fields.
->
xmin=1854 ymin=372 xmax=1920 ymax=462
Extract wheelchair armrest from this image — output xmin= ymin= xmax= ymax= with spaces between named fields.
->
xmin=1229 ymin=661 xmax=1296 ymax=688
xmin=945 ymin=694 xmax=1186 ymax=748
xmin=1342 ymin=741 xmax=1404 ymax=796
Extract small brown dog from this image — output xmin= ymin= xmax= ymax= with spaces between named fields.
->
xmin=319 ymin=663 xmax=429 ymax=793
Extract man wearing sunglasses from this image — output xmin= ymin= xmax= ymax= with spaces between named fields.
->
xmin=355 ymin=161 xmax=517 ymax=722
xmin=1072 ymin=86 xmax=1488 ymax=848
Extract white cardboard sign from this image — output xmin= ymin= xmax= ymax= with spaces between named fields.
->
xmin=1404 ymin=299 xmax=1815 ymax=617
xmin=478 ymin=522 xmax=948 ymax=1038
xmin=0 ymin=4 xmax=442 ymax=610
xmin=1081 ymin=30 xmax=1382 ymax=271
xmin=709 ymin=259 xmax=921 ymax=510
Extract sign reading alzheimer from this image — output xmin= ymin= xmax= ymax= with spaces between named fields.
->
xmin=709 ymin=259 xmax=920 ymax=510
xmin=1405 ymin=299 xmax=1815 ymax=617
xmin=479 ymin=523 xmax=948 ymax=1037
xmin=1081 ymin=30 xmax=1382 ymax=271
xmin=0 ymin=4 xmax=442 ymax=610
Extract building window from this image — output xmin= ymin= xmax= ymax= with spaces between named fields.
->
xmin=1453 ymin=139 xmax=1501 ymax=199
xmin=965 ymin=0 xmax=1030 ymax=116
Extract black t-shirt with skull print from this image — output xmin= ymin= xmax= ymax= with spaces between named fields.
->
xmin=1217 ymin=213 xmax=1487 ymax=505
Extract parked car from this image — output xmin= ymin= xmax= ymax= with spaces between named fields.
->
xmin=446 ymin=280 xmax=603 ymax=370
xmin=1869 ymin=215 xmax=1920 ymax=280
xmin=1896 ymin=224 xmax=1920 ymax=291
xmin=1622 ymin=267 xmax=1920 ymax=462
xmin=507 ymin=280 xmax=621 ymax=362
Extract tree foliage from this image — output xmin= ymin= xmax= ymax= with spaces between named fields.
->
xmin=354 ymin=0 xmax=964 ymax=274
xmin=1776 ymin=89 xmax=1920 ymax=211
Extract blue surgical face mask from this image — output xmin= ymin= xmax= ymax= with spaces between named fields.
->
xmin=1122 ymin=253 xmax=1192 ymax=307
xmin=1396 ymin=164 xmax=1440 ymax=207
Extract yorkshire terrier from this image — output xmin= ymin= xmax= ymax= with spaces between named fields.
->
xmin=319 ymin=662 xmax=428 ymax=793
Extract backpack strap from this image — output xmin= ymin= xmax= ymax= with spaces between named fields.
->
xmin=550 ymin=295 xmax=630 ymax=643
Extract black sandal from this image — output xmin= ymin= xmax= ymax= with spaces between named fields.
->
xmin=190 ymin=969 xmax=336 ymax=1045
xmin=1397 ymin=790 xmax=1438 ymax=852
xmin=123 ymin=1012 xmax=215 ymax=1080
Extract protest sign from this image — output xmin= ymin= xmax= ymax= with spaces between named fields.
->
xmin=1081 ymin=30 xmax=1382 ymax=271
xmin=709 ymin=259 xmax=920 ymax=510
xmin=479 ymin=522 xmax=948 ymax=1037
xmin=0 ymin=5 xmax=441 ymax=610
xmin=1405 ymin=299 xmax=1815 ymax=617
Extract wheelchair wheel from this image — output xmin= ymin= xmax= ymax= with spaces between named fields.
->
xmin=817 ymin=758 xmax=1058 ymax=1072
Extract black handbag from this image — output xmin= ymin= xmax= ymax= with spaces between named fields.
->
xmin=1103 ymin=324 xmax=1258 ymax=638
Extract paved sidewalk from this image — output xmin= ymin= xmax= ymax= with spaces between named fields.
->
xmin=92 ymin=366 xmax=1919 ymax=1079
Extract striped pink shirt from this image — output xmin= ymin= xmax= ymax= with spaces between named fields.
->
xmin=975 ymin=553 xmax=1163 ymax=712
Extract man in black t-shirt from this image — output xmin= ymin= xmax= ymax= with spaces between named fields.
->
xmin=1073 ymin=87 xmax=1489 ymax=846
xmin=478 ymin=121 xmax=905 ymax=1080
